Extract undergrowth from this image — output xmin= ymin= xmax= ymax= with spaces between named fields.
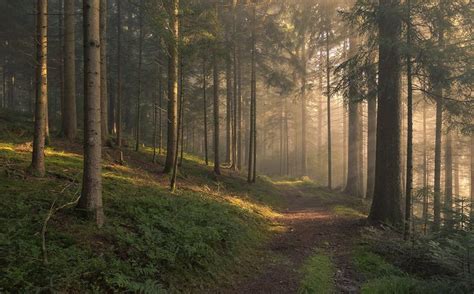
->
xmin=354 ymin=227 xmax=474 ymax=293
xmin=0 ymin=111 xmax=280 ymax=292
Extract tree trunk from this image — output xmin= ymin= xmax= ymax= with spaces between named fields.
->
xmin=248 ymin=4 xmax=257 ymax=183
xmin=163 ymin=0 xmax=179 ymax=173
xmin=79 ymin=0 xmax=104 ymax=227
xmin=368 ymin=0 xmax=403 ymax=226
xmin=158 ymin=67 xmax=163 ymax=155
xmin=115 ymin=0 xmax=123 ymax=159
xmin=100 ymin=0 xmax=108 ymax=141
xmin=135 ymin=0 xmax=144 ymax=152
xmin=62 ymin=0 xmax=77 ymax=141
xmin=470 ymin=135 xmax=474 ymax=225
xmin=433 ymin=89 xmax=443 ymax=230
xmin=237 ymin=43 xmax=242 ymax=170
xmin=326 ymin=30 xmax=332 ymax=189
xmin=225 ymin=52 xmax=232 ymax=164
xmin=231 ymin=2 xmax=238 ymax=170
xmin=345 ymin=36 xmax=360 ymax=196
xmin=444 ymin=131 xmax=453 ymax=227
xmin=358 ymin=104 xmax=364 ymax=197
xmin=422 ymin=101 xmax=428 ymax=233
xmin=301 ymin=39 xmax=307 ymax=176
xmin=366 ymin=60 xmax=377 ymax=199
xmin=404 ymin=0 xmax=413 ymax=239
xmin=203 ymin=55 xmax=209 ymax=165
xmin=30 ymin=0 xmax=48 ymax=177
xmin=179 ymin=61 xmax=185 ymax=166
xmin=213 ymin=48 xmax=221 ymax=175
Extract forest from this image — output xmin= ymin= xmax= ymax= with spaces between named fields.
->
xmin=1 ymin=0 xmax=473 ymax=292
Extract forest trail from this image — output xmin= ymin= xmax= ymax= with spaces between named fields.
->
xmin=227 ymin=184 xmax=365 ymax=294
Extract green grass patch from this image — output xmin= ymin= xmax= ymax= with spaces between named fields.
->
xmin=298 ymin=250 xmax=335 ymax=294
xmin=332 ymin=205 xmax=366 ymax=218
xmin=353 ymin=247 xmax=404 ymax=280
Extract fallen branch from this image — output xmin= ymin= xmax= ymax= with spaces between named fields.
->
xmin=41 ymin=184 xmax=81 ymax=265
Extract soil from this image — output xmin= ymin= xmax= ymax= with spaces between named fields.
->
xmin=224 ymin=185 xmax=365 ymax=294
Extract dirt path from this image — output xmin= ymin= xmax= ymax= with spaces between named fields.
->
xmin=226 ymin=185 xmax=364 ymax=293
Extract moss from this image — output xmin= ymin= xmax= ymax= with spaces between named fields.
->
xmin=332 ymin=205 xmax=366 ymax=218
xmin=298 ymin=250 xmax=335 ymax=294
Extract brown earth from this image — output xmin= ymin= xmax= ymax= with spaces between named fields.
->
xmin=224 ymin=185 xmax=365 ymax=294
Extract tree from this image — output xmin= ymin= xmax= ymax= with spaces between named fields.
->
xmin=366 ymin=57 xmax=377 ymax=199
xmin=115 ymin=0 xmax=123 ymax=163
xmin=62 ymin=0 xmax=77 ymax=141
xmin=30 ymin=0 xmax=48 ymax=177
xmin=213 ymin=48 xmax=221 ymax=175
xmin=248 ymin=4 xmax=257 ymax=183
xmin=78 ymin=0 xmax=104 ymax=227
xmin=135 ymin=0 xmax=144 ymax=152
xmin=470 ymin=135 xmax=474 ymax=225
xmin=325 ymin=24 xmax=332 ymax=189
xmin=444 ymin=130 xmax=453 ymax=227
xmin=100 ymin=0 xmax=108 ymax=141
xmin=202 ymin=54 xmax=209 ymax=166
xmin=368 ymin=0 xmax=403 ymax=226
xmin=404 ymin=0 xmax=413 ymax=239
xmin=163 ymin=0 xmax=179 ymax=174
xmin=345 ymin=35 xmax=361 ymax=197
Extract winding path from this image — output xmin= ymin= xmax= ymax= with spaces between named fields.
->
xmin=227 ymin=185 xmax=364 ymax=293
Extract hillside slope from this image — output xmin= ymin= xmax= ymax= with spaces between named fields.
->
xmin=0 ymin=111 xmax=284 ymax=292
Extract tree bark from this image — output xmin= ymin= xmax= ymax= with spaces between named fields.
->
xmin=135 ymin=0 xmax=144 ymax=152
xmin=213 ymin=48 xmax=221 ymax=175
xmin=30 ymin=0 xmax=48 ymax=177
xmin=100 ymin=0 xmax=108 ymax=141
xmin=433 ymin=89 xmax=443 ymax=230
xmin=326 ymin=30 xmax=332 ymax=189
xmin=422 ymin=101 xmax=428 ymax=233
xmin=203 ymin=55 xmax=209 ymax=166
xmin=79 ymin=0 xmax=104 ymax=227
xmin=115 ymin=0 xmax=123 ymax=159
xmin=63 ymin=0 xmax=77 ymax=141
xmin=163 ymin=0 xmax=179 ymax=173
xmin=225 ymin=52 xmax=232 ymax=164
xmin=248 ymin=4 xmax=257 ymax=183
xmin=368 ymin=0 xmax=403 ymax=226
xmin=236 ymin=42 xmax=242 ymax=170
xmin=470 ymin=135 xmax=474 ymax=225
xmin=345 ymin=36 xmax=360 ymax=197
xmin=301 ymin=37 xmax=307 ymax=176
xmin=444 ymin=131 xmax=453 ymax=227
xmin=404 ymin=0 xmax=413 ymax=238
xmin=366 ymin=60 xmax=377 ymax=199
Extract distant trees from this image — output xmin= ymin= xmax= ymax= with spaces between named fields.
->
xmin=3 ymin=0 xmax=471 ymax=230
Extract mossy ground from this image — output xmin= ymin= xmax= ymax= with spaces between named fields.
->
xmin=0 ymin=111 xmax=283 ymax=292
xmin=298 ymin=250 xmax=335 ymax=294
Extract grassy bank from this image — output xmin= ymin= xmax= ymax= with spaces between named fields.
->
xmin=0 ymin=111 xmax=282 ymax=292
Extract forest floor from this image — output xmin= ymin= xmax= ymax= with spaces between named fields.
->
xmin=225 ymin=182 xmax=367 ymax=293
xmin=0 ymin=110 xmax=388 ymax=293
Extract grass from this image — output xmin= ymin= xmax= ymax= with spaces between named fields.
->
xmin=298 ymin=249 xmax=335 ymax=294
xmin=0 ymin=111 xmax=284 ymax=292
xmin=353 ymin=246 xmax=461 ymax=294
